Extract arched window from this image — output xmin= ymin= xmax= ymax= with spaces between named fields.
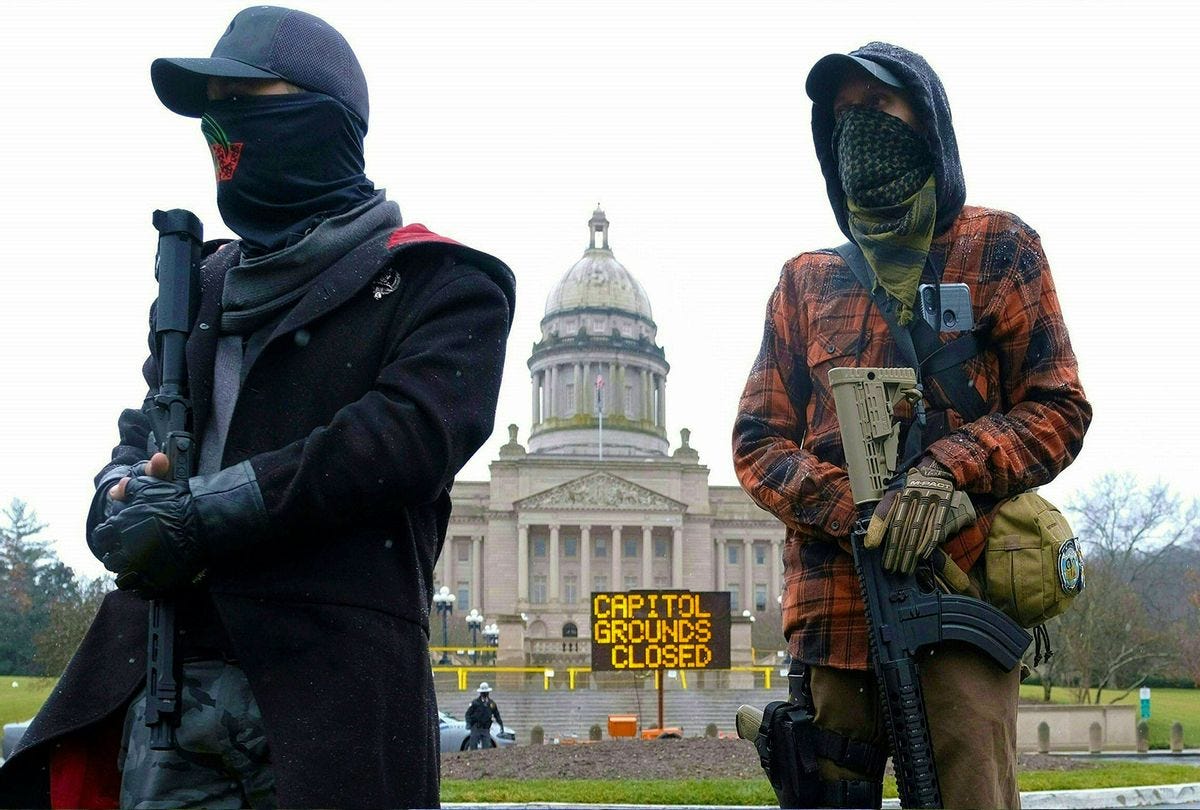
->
xmin=562 ymin=622 xmax=579 ymax=638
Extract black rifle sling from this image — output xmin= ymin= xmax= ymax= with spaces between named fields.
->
xmin=833 ymin=243 xmax=988 ymax=434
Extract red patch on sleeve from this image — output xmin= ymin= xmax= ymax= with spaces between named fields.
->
xmin=386 ymin=224 xmax=464 ymax=250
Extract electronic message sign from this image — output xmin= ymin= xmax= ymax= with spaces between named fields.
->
xmin=590 ymin=590 xmax=731 ymax=671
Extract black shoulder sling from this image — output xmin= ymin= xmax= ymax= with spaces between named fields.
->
xmin=833 ymin=242 xmax=988 ymax=465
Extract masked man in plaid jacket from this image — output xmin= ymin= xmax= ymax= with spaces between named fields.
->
xmin=733 ymin=43 xmax=1091 ymax=808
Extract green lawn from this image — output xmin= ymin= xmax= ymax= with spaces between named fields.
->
xmin=6 ymin=676 xmax=1197 ymax=799
xmin=1021 ymin=685 xmax=1199 ymax=749
xmin=0 ymin=677 xmax=56 ymax=726
xmin=442 ymin=764 xmax=1200 ymax=805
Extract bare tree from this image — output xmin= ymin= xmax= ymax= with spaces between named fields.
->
xmin=1044 ymin=475 xmax=1200 ymax=703
xmin=1050 ymin=562 xmax=1172 ymax=703
xmin=1175 ymin=570 xmax=1200 ymax=688
xmin=1067 ymin=473 xmax=1200 ymax=613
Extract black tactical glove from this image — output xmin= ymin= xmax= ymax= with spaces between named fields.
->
xmin=89 ymin=461 xmax=269 ymax=596
xmin=863 ymin=457 xmax=957 ymax=574
xmin=86 ymin=460 xmax=151 ymax=535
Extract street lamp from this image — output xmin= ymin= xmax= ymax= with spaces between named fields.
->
xmin=482 ymin=622 xmax=499 ymax=664
xmin=433 ymin=585 xmax=456 ymax=664
xmin=465 ymin=609 xmax=483 ymax=664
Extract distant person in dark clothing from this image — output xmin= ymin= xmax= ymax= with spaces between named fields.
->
xmin=464 ymin=682 xmax=504 ymax=750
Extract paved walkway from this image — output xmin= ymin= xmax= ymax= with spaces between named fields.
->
xmin=444 ymin=781 xmax=1200 ymax=809
xmin=1043 ymin=749 xmax=1200 ymax=767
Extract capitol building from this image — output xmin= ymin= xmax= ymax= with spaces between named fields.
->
xmin=433 ymin=208 xmax=785 ymax=668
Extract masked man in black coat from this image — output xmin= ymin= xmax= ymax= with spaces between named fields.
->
xmin=0 ymin=7 xmax=515 ymax=809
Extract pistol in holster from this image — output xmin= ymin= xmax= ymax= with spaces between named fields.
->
xmin=742 ymin=662 xmax=885 ymax=808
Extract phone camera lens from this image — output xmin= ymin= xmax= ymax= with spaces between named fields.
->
xmin=943 ymin=309 xmax=957 ymax=328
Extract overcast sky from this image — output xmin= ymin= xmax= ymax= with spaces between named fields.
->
xmin=2 ymin=1 xmax=1196 ymax=580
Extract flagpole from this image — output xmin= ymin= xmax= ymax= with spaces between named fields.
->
xmin=596 ymin=375 xmax=604 ymax=461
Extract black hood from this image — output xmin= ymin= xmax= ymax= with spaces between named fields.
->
xmin=812 ymin=42 xmax=966 ymax=239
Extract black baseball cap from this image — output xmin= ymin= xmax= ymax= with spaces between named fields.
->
xmin=151 ymin=6 xmax=369 ymax=128
xmin=805 ymin=52 xmax=905 ymax=107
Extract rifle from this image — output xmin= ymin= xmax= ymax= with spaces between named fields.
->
xmin=828 ymin=367 xmax=1031 ymax=808
xmin=140 ymin=209 xmax=204 ymax=749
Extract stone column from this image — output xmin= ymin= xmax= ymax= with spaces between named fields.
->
xmin=445 ymin=538 xmax=455 ymax=593
xmin=657 ymin=374 xmax=666 ymax=427
xmin=729 ymin=614 xmax=755 ymax=687
xmin=580 ymin=525 xmax=591 ymax=601
xmin=615 ymin=365 xmax=625 ymax=417
xmin=716 ymin=538 xmax=726 ymax=590
xmin=549 ymin=524 xmax=560 ymax=605
xmin=574 ymin=363 xmax=583 ymax=415
xmin=495 ymin=613 xmax=527 ymax=669
xmin=517 ymin=524 xmax=529 ymax=602
xmin=672 ymin=526 xmax=684 ymax=587
xmin=743 ymin=541 xmax=754 ymax=613
xmin=609 ymin=361 xmax=617 ymax=415
xmin=611 ymin=525 xmax=622 ymax=589
xmin=771 ymin=539 xmax=782 ymax=603
xmin=642 ymin=525 xmax=653 ymax=586
xmin=472 ymin=535 xmax=483 ymax=612
xmin=642 ymin=369 xmax=651 ymax=421
xmin=549 ymin=366 xmax=558 ymax=418
xmin=531 ymin=373 xmax=540 ymax=425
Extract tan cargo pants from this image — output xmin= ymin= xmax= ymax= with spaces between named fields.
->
xmin=811 ymin=641 xmax=1021 ymax=809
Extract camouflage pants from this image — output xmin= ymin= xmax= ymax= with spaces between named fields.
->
xmin=119 ymin=659 xmax=277 ymax=809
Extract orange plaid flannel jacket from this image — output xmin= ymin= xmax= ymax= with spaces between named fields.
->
xmin=733 ymin=206 xmax=1091 ymax=669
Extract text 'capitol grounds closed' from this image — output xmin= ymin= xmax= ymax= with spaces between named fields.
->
xmin=590 ymin=591 xmax=732 ymax=670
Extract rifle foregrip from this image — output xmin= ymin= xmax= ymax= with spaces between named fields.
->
xmin=880 ymin=662 xmax=940 ymax=807
xmin=852 ymin=518 xmax=943 ymax=808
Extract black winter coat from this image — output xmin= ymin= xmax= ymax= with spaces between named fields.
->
xmin=0 ymin=224 xmax=515 ymax=809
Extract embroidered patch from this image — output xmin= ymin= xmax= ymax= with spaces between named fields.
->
xmin=209 ymin=143 xmax=244 ymax=181
xmin=1057 ymin=537 xmax=1084 ymax=596
xmin=201 ymin=115 xmax=244 ymax=182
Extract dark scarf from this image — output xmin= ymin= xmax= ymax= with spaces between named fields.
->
xmin=219 ymin=191 xmax=401 ymax=335
xmin=834 ymin=106 xmax=936 ymax=324
xmin=202 ymin=92 xmax=377 ymax=258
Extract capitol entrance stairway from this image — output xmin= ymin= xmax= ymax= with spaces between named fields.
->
xmin=434 ymin=684 xmax=782 ymax=743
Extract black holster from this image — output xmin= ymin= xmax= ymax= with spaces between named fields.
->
xmin=753 ymin=662 xmax=886 ymax=809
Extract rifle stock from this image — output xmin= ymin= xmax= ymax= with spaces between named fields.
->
xmin=830 ymin=368 xmax=1030 ymax=808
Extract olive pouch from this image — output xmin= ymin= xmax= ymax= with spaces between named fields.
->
xmin=984 ymin=491 xmax=1085 ymax=628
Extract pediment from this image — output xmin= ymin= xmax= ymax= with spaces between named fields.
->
xmin=515 ymin=472 xmax=685 ymax=512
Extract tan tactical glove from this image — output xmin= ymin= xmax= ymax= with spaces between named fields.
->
xmin=929 ymin=548 xmax=971 ymax=593
xmin=864 ymin=458 xmax=957 ymax=574
xmin=941 ymin=490 xmax=976 ymax=540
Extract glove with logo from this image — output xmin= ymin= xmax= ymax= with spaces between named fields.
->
xmin=864 ymin=457 xmax=957 ymax=574
xmin=89 ymin=461 xmax=269 ymax=596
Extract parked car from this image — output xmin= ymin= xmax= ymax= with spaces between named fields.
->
xmin=438 ymin=710 xmax=516 ymax=751
xmin=2 ymin=719 xmax=32 ymax=762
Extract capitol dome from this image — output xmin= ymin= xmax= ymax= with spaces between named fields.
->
xmin=544 ymin=207 xmax=653 ymax=321
xmin=527 ymin=207 xmax=669 ymax=458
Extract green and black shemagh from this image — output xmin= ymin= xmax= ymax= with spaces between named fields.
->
xmin=834 ymin=106 xmax=937 ymax=325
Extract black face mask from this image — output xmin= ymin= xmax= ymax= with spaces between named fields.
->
xmin=832 ymin=105 xmax=932 ymax=208
xmin=201 ymin=93 xmax=375 ymax=256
